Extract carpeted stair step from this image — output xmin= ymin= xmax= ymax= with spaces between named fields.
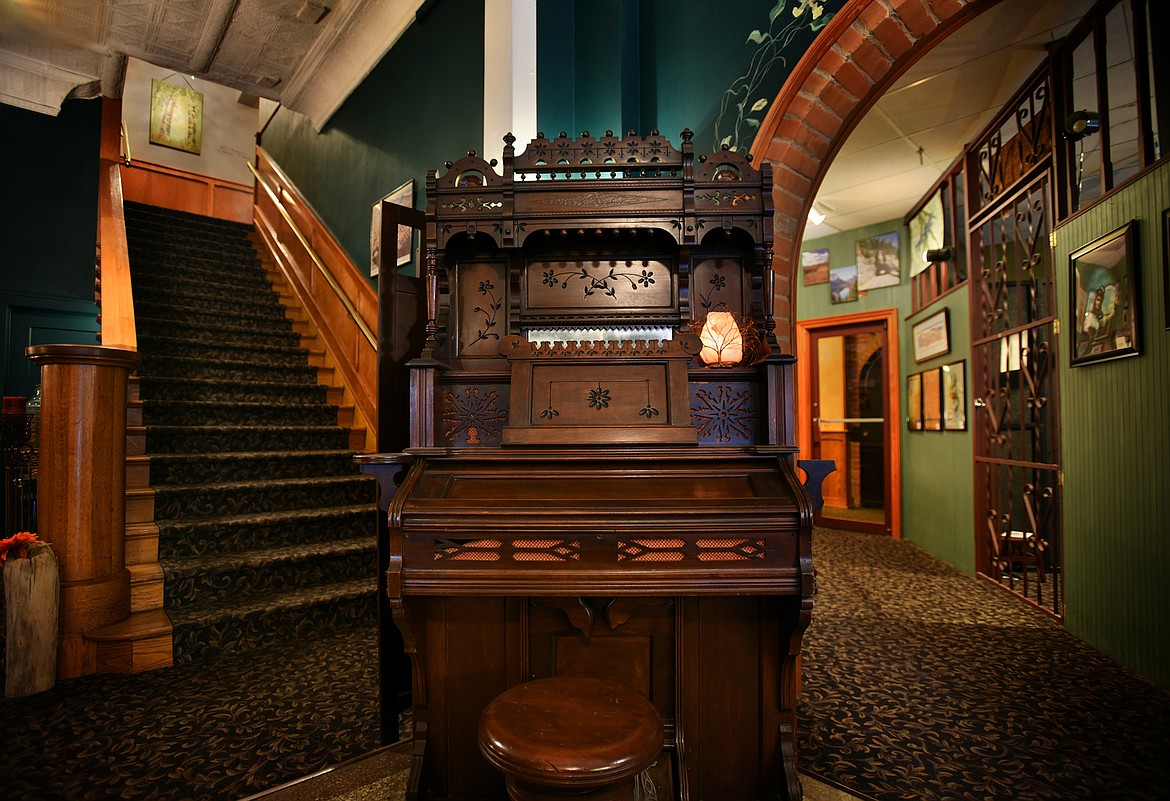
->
xmin=132 ymin=283 xmax=282 ymax=314
xmin=157 ymin=505 xmax=377 ymax=558
xmin=168 ymin=578 xmax=377 ymax=665
xmin=128 ymin=254 xmax=273 ymax=289
xmin=140 ymin=353 xmax=320 ymax=384
xmin=143 ymin=399 xmax=339 ymax=427
xmin=162 ymin=538 xmax=377 ymax=610
xmin=135 ymin=299 xmax=292 ymax=332
xmin=137 ymin=376 xmax=328 ymax=404
xmin=147 ymin=450 xmax=360 ymax=485
xmin=136 ymin=337 xmax=310 ymax=369
xmin=145 ymin=423 xmax=352 ymax=454
xmin=152 ymin=474 xmax=375 ymax=520
xmin=135 ymin=317 xmax=304 ymax=350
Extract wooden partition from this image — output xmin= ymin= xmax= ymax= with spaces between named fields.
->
xmin=121 ymin=160 xmax=252 ymax=223
xmin=251 ymin=147 xmax=379 ymax=446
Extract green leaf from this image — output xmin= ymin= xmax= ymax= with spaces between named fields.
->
xmin=747 ymin=29 xmax=766 ymax=45
xmin=768 ymin=1 xmax=787 ymax=24
xmin=751 ymin=98 xmax=769 ymax=112
xmin=746 ymin=118 xmax=760 ymax=128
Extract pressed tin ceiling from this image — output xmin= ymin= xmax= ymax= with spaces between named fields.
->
xmin=0 ymin=0 xmax=421 ymax=128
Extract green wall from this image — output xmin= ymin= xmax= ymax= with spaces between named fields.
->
xmin=798 ymin=219 xmax=975 ymax=573
xmin=259 ymin=0 xmax=485 ymax=277
xmin=1053 ymin=160 xmax=1170 ymax=691
xmin=0 ymin=99 xmax=103 ymax=397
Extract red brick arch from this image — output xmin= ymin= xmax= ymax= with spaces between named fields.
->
xmin=750 ymin=0 xmax=1002 ymax=349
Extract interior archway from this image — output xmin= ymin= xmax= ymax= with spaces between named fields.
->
xmin=749 ymin=0 xmax=1002 ymax=350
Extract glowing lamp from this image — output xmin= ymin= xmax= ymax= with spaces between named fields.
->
xmin=699 ymin=311 xmax=743 ymax=366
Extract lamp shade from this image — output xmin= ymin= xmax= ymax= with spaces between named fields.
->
xmin=699 ymin=311 xmax=743 ymax=366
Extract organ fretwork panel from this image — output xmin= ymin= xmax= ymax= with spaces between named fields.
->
xmin=375 ymin=130 xmax=816 ymax=801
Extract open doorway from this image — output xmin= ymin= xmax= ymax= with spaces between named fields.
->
xmin=797 ymin=309 xmax=901 ymax=537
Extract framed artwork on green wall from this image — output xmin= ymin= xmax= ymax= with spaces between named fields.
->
xmin=907 ymin=372 xmax=922 ymax=431
xmin=942 ymin=360 xmax=966 ymax=431
xmin=802 ymin=248 xmax=829 ymax=285
xmin=921 ymin=367 xmax=942 ymax=431
xmin=911 ymin=308 xmax=950 ymax=362
xmin=1070 ymin=220 xmax=1140 ymax=366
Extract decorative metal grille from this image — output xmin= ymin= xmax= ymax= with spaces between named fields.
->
xmin=970 ymin=173 xmax=1063 ymax=616
xmin=434 ymin=538 xmax=582 ymax=562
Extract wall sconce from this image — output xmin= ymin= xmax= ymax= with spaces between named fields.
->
xmin=1063 ymin=110 xmax=1100 ymax=142
xmin=924 ymin=247 xmax=954 ymax=264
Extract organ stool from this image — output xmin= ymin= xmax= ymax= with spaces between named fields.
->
xmin=478 ymin=676 xmax=664 ymax=801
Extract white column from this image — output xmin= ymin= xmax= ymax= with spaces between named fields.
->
xmin=483 ymin=0 xmax=537 ymax=165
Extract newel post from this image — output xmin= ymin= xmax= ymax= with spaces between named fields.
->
xmin=25 ymin=344 xmax=140 ymax=679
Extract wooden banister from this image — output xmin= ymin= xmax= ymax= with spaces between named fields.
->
xmin=97 ymin=159 xmax=137 ymax=351
xmin=250 ymin=147 xmax=379 ymax=447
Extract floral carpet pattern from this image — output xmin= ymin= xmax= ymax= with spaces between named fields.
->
xmin=800 ymin=528 xmax=1170 ymax=801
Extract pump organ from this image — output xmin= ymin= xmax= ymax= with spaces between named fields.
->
xmin=368 ymin=129 xmax=820 ymax=801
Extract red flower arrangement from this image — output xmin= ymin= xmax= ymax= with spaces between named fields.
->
xmin=0 ymin=532 xmax=42 ymax=563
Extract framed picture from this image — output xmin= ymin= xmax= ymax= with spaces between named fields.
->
xmin=907 ymin=372 xmax=923 ymax=431
xmin=149 ymin=78 xmax=203 ymax=155
xmin=911 ymin=308 xmax=950 ymax=362
xmin=384 ymin=180 xmax=415 ymax=268
xmin=1070 ymin=220 xmax=1140 ymax=366
xmin=942 ymin=360 xmax=967 ymax=431
xmin=857 ymin=231 xmax=900 ymax=289
xmin=802 ymin=248 xmax=830 ymax=285
xmin=921 ymin=367 xmax=942 ymax=431
xmin=830 ymin=264 xmax=858 ymax=304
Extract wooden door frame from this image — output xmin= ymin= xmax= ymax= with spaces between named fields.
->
xmin=796 ymin=308 xmax=901 ymax=539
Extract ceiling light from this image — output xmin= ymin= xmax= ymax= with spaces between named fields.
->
xmin=808 ymin=206 xmax=826 ymax=226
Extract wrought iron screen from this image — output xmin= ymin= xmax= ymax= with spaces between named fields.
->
xmin=970 ymin=171 xmax=1063 ymax=616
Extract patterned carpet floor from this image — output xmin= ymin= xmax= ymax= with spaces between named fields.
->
xmin=2 ymin=527 xmax=1168 ymax=800
xmin=800 ymin=528 xmax=1170 ymax=801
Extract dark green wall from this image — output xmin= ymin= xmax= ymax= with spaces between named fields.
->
xmin=0 ymin=99 xmax=102 ymax=397
xmin=798 ymin=219 xmax=975 ymax=572
xmin=1053 ymin=159 xmax=1170 ymax=691
xmin=538 ymin=0 xmax=842 ymax=153
xmin=259 ymin=0 xmax=485 ymax=277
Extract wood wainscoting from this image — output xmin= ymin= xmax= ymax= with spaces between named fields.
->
xmin=121 ymin=160 xmax=252 ymax=223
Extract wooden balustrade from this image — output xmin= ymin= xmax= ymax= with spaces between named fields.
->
xmin=120 ymin=160 xmax=253 ymax=223
xmin=251 ymin=147 xmax=379 ymax=446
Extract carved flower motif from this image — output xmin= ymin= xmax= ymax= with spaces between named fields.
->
xmin=587 ymin=386 xmax=611 ymax=411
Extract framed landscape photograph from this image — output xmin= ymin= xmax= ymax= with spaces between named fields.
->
xmin=830 ymin=264 xmax=858 ymax=304
xmin=856 ymin=231 xmax=900 ymax=290
xmin=802 ymin=248 xmax=830 ymax=285
xmin=907 ymin=372 xmax=923 ymax=431
xmin=1070 ymin=221 xmax=1140 ymax=366
xmin=911 ymin=308 xmax=950 ymax=362
xmin=942 ymin=360 xmax=967 ymax=431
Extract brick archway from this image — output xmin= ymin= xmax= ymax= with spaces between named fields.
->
xmin=750 ymin=0 xmax=1001 ymax=349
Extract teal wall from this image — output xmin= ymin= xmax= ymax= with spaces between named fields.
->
xmin=798 ymin=219 xmax=976 ymax=573
xmin=1053 ymin=160 xmax=1170 ymax=691
xmin=537 ymin=0 xmax=842 ymax=153
xmin=0 ymin=99 xmax=102 ymax=397
xmin=259 ymin=0 xmax=485 ymax=277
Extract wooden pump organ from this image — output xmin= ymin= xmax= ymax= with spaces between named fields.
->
xmin=372 ymin=130 xmax=819 ymax=801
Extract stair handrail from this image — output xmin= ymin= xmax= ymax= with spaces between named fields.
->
xmin=97 ymin=158 xmax=137 ymax=351
xmin=247 ymin=159 xmax=376 ymax=349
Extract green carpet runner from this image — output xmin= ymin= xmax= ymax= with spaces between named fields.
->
xmin=124 ymin=201 xmax=378 ymax=664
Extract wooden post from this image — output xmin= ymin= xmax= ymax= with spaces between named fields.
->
xmin=25 ymin=344 xmax=140 ymax=679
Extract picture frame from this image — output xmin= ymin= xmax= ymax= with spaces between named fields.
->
xmin=830 ymin=264 xmax=858 ymax=304
xmin=856 ymin=231 xmax=901 ymax=290
xmin=907 ymin=372 xmax=923 ymax=431
xmin=802 ymin=247 xmax=830 ymax=285
xmin=942 ymin=360 xmax=967 ymax=431
xmin=1070 ymin=220 xmax=1140 ymax=366
xmin=385 ymin=180 xmax=415 ymax=268
xmin=911 ymin=308 xmax=950 ymax=362
xmin=921 ymin=367 xmax=942 ymax=431
xmin=149 ymin=78 xmax=203 ymax=155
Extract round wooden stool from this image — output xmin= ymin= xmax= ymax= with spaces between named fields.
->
xmin=478 ymin=676 xmax=664 ymax=801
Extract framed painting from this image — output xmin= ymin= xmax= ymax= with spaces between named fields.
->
xmin=921 ymin=367 xmax=942 ymax=431
xmin=149 ymin=79 xmax=203 ymax=155
xmin=386 ymin=180 xmax=415 ymax=268
xmin=911 ymin=308 xmax=950 ymax=362
xmin=942 ymin=360 xmax=966 ymax=431
xmin=1070 ymin=221 xmax=1140 ymax=366
xmin=857 ymin=231 xmax=900 ymax=290
xmin=907 ymin=372 xmax=922 ymax=431
xmin=802 ymin=247 xmax=829 ymax=285
xmin=830 ymin=264 xmax=858 ymax=304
